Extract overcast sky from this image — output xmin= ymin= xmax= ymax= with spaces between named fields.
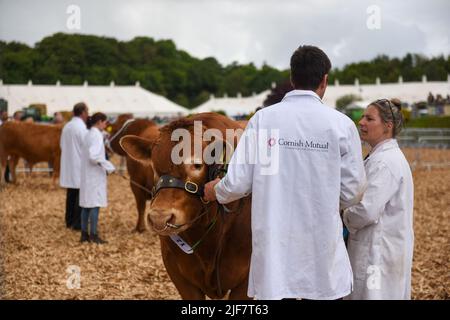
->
xmin=1 ymin=0 xmax=449 ymax=69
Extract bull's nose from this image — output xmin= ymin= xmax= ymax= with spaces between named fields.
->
xmin=149 ymin=211 xmax=174 ymax=231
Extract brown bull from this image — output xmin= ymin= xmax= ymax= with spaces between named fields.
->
xmin=120 ymin=113 xmax=252 ymax=299
xmin=107 ymin=115 xmax=159 ymax=232
xmin=0 ymin=121 xmax=62 ymax=184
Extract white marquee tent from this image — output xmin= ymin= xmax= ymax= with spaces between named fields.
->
xmin=0 ymin=81 xmax=188 ymax=118
xmin=192 ymin=90 xmax=270 ymax=117
xmin=323 ymin=79 xmax=450 ymax=108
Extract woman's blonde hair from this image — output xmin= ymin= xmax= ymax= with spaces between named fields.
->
xmin=370 ymin=98 xmax=403 ymax=137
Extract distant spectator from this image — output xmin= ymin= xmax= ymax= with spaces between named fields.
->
xmin=79 ymin=112 xmax=115 ymax=244
xmin=60 ymin=102 xmax=89 ymax=230
xmin=53 ymin=112 xmax=65 ymax=124
xmin=0 ymin=110 xmax=8 ymax=125
xmin=13 ymin=111 xmax=24 ymax=122
xmin=263 ymin=80 xmax=294 ymax=107
xmin=427 ymin=92 xmax=434 ymax=105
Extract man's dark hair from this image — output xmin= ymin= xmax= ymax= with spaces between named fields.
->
xmin=290 ymin=45 xmax=331 ymax=90
xmin=73 ymin=102 xmax=87 ymax=116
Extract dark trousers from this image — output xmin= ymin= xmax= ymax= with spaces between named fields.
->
xmin=4 ymin=164 xmax=10 ymax=182
xmin=65 ymin=188 xmax=82 ymax=230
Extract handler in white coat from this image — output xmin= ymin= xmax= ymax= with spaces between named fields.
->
xmin=343 ymin=98 xmax=414 ymax=300
xmin=79 ymin=112 xmax=115 ymax=244
xmin=204 ymin=46 xmax=366 ymax=300
xmin=60 ymin=102 xmax=88 ymax=230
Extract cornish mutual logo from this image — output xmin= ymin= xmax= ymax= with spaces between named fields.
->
xmin=278 ymin=137 xmax=329 ymax=152
xmin=268 ymin=138 xmax=276 ymax=147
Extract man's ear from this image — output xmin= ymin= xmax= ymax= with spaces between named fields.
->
xmin=321 ymin=74 xmax=329 ymax=88
xmin=119 ymin=135 xmax=153 ymax=166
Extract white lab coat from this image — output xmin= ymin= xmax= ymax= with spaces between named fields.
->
xmin=343 ymin=139 xmax=414 ymax=300
xmin=215 ymin=90 xmax=366 ymax=300
xmin=79 ymin=127 xmax=115 ymax=208
xmin=60 ymin=117 xmax=88 ymax=188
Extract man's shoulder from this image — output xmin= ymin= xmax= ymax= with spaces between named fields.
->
xmin=63 ymin=118 xmax=87 ymax=135
xmin=321 ymin=105 xmax=356 ymax=131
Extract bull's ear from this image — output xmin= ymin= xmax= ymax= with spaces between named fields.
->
xmin=206 ymin=135 xmax=238 ymax=165
xmin=119 ymin=135 xmax=153 ymax=165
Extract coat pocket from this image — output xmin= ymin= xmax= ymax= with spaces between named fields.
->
xmin=348 ymin=238 xmax=370 ymax=281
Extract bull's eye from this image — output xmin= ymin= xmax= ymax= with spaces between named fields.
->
xmin=193 ymin=164 xmax=203 ymax=170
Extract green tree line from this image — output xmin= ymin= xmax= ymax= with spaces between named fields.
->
xmin=1 ymin=33 xmax=449 ymax=109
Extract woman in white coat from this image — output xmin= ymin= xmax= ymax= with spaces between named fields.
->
xmin=343 ymin=98 xmax=414 ymax=299
xmin=79 ymin=112 xmax=115 ymax=244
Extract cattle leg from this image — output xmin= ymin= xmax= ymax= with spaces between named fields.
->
xmin=131 ymin=186 xmax=147 ymax=232
xmin=8 ymin=155 xmax=18 ymax=183
xmin=228 ymin=278 xmax=251 ymax=300
xmin=27 ymin=162 xmax=34 ymax=178
xmin=0 ymin=158 xmax=5 ymax=186
xmin=52 ymin=153 xmax=61 ymax=186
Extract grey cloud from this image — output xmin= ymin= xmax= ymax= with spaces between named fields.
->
xmin=0 ymin=0 xmax=448 ymax=69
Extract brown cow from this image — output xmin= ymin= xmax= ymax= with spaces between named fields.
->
xmin=107 ymin=115 xmax=159 ymax=232
xmin=236 ymin=120 xmax=248 ymax=129
xmin=120 ymin=112 xmax=252 ymax=299
xmin=0 ymin=121 xmax=62 ymax=184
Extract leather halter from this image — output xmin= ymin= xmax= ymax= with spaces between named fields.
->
xmin=150 ymin=163 xmax=228 ymax=230
xmin=151 ymin=163 xmax=228 ymax=201
xmin=152 ymin=175 xmax=206 ymax=199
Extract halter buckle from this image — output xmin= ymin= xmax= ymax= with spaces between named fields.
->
xmin=185 ymin=181 xmax=199 ymax=194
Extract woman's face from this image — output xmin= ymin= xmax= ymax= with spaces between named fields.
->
xmin=97 ymin=120 xmax=108 ymax=131
xmin=359 ymin=105 xmax=392 ymax=147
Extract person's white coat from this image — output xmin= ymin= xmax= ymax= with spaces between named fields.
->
xmin=60 ymin=117 xmax=88 ymax=188
xmin=214 ymin=90 xmax=366 ymax=300
xmin=343 ymin=139 xmax=414 ymax=300
xmin=79 ymin=127 xmax=115 ymax=208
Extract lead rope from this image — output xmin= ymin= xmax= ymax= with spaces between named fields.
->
xmin=117 ymin=173 xmax=154 ymax=196
xmin=190 ymin=215 xmax=218 ymax=251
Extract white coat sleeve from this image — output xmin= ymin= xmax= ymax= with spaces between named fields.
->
xmin=214 ymin=120 xmax=255 ymax=204
xmin=343 ymin=163 xmax=399 ymax=234
xmin=340 ymin=122 xmax=367 ymax=210
xmin=88 ymin=134 xmax=115 ymax=173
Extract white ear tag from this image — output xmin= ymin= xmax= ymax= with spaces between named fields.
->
xmin=170 ymin=234 xmax=194 ymax=254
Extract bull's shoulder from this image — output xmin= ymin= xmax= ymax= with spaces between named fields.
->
xmin=189 ymin=112 xmax=241 ymax=130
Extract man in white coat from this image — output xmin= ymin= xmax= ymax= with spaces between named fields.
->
xmin=60 ymin=102 xmax=88 ymax=230
xmin=204 ymin=45 xmax=366 ymax=300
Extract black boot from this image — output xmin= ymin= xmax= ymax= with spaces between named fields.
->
xmin=90 ymin=234 xmax=108 ymax=244
xmin=80 ymin=231 xmax=90 ymax=243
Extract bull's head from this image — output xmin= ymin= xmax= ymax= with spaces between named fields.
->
xmin=120 ymin=118 xmax=237 ymax=236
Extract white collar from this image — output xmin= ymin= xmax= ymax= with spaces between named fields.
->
xmin=91 ymin=126 xmax=101 ymax=134
xmin=369 ymin=138 xmax=398 ymax=157
xmin=282 ymin=89 xmax=323 ymax=103
xmin=73 ymin=116 xmax=85 ymax=124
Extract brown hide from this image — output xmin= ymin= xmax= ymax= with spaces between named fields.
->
xmin=108 ymin=116 xmax=159 ymax=232
xmin=236 ymin=120 xmax=249 ymax=129
xmin=0 ymin=122 xmax=62 ymax=184
xmin=122 ymin=113 xmax=252 ymax=299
